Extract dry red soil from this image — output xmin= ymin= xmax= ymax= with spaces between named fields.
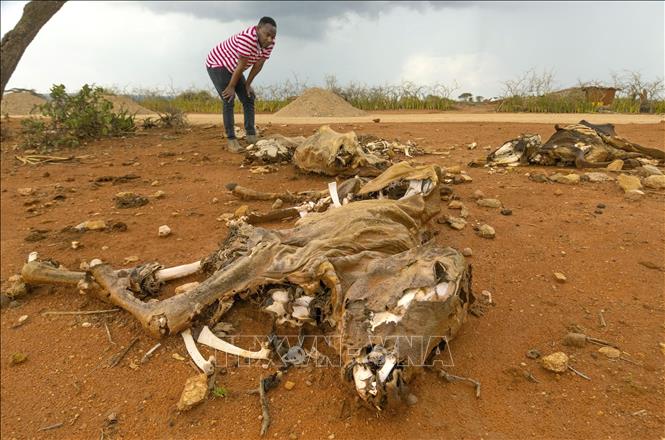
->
xmin=1 ymin=117 xmax=664 ymax=440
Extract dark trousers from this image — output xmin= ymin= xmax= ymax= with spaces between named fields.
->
xmin=207 ymin=66 xmax=255 ymax=139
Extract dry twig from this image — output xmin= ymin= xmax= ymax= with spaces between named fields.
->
xmin=107 ymin=337 xmax=139 ymax=368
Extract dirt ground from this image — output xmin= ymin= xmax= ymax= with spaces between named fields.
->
xmin=1 ymin=116 xmax=664 ymax=440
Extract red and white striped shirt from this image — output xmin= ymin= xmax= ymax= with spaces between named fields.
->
xmin=205 ymin=26 xmax=275 ymax=71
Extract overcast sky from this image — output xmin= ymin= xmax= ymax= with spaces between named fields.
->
xmin=1 ymin=1 xmax=663 ymax=98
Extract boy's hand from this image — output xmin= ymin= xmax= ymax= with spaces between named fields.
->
xmin=222 ymin=86 xmax=235 ymax=101
xmin=246 ymin=84 xmax=255 ymax=98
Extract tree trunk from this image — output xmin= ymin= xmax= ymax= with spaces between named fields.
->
xmin=0 ymin=1 xmax=67 ymax=99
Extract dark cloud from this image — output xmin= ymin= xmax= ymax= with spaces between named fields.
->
xmin=137 ymin=1 xmax=473 ymax=39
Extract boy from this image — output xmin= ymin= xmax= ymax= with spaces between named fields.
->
xmin=206 ymin=17 xmax=277 ymax=152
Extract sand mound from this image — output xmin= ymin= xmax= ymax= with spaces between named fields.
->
xmin=104 ymin=95 xmax=155 ymax=115
xmin=273 ymin=88 xmax=366 ymax=117
xmin=1 ymin=92 xmax=47 ymax=115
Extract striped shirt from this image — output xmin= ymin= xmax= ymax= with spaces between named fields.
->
xmin=205 ymin=26 xmax=275 ymax=72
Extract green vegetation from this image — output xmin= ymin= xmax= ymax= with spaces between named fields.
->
xmin=20 ymin=84 xmax=135 ymax=150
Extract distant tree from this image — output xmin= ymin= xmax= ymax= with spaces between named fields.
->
xmin=458 ymin=92 xmax=473 ymax=102
xmin=475 ymin=95 xmax=484 ymax=102
xmin=0 ymin=1 xmax=66 ymax=100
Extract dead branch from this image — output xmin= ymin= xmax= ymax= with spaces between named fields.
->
xmin=107 ymin=337 xmax=139 ymax=368
xmin=104 ymin=322 xmax=115 ymax=344
xmin=259 ymin=377 xmax=270 ymax=436
xmin=42 ymin=309 xmax=120 ymax=316
xmin=38 ymin=422 xmax=63 ymax=432
xmin=246 ymin=208 xmax=300 ymax=225
xmin=568 ymin=365 xmax=591 ymax=380
xmin=228 ymin=183 xmax=326 ymax=203
xmin=438 ymin=370 xmax=481 ymax=398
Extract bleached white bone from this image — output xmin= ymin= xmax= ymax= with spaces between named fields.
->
xmin=328 ymin=181 xmax=342 ymax=208
xmin=378 ymin=354 xmax=397 ymax=383
xmin=353 ymin=364 xmax=373 ymax=394
xmin=197 ymin=326 xmax=271 ymax=360
xmin=155 ymin=261 xmax=201 ymax=282
xmin=181 ymin=328 xmax=215 ymax=375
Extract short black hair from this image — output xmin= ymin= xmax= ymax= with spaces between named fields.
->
xmin=259 ymin=16 xmax=276 ymax=27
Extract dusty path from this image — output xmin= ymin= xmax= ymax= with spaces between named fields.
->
xmin=1 ymin=119 xmax=664 ymax=440
xmin=185 ymin=111 xmax=664 ymax=125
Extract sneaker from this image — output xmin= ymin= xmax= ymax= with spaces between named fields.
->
xmin=226 ymin=138 xmax=243 ymax=153
xmin=245 ymin=134 xmax=258 ymax=144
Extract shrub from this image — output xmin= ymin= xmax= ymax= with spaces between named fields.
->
xmin=20 ymin=84 xmax=135 ymax=150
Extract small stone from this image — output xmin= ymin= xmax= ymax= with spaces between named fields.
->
xmin=234 ymin=205 xmax=250 ymax=217
xmin=477 ymin=224 xmax=495 ymax=239
xmin=152 ymin=190 xmax=166 ymax=199
xmin=594 ymin=209 xmax=603 ymax=215
xmin=606 ymin=159 xmax=624 ymax=171
xmin=500 ymin=208 xmax=512 ymax=216
xmin=17 ymin=315 xmax=28 ymax=325
xmin=553 ymin=272 xmax=567 ymax=283
xmin=549 ymin=173 xmax=580 ymax=184
xmin=284 ymin=381 xmax=295 ymax=390
xmin=177 ymin=374 xmax=209 ymax=411
xmin=75 ymin=220 xmax=107 ymax=231
xmin=462 ymin=247 xmax=473 ymax=257
xmin=554 ymin=189 xmax=563 ymax=196
xmin=106 ymin=413 xmax=118 ymax=424
xmin=211 ymin=197 xmax=219 ymax=204
xmin=172 ymin=353 xmax=186 ymax=361
xmin=529 ymin=173 xmax=548 ymax=183
xmin=448 ymin=200 xmax=464 ymax=209
xmin=158 ymin=225 xmax=171 ymax=237
xmin=328 ymin=435 xmax=335 ymax=440
xmin=101 ymin=246 xmax=109 ymax=251
xmin=81 ymin=322 xmax=92 ymax=328
xmin=4 ymin=275 xmax=27 ymax=298
xmin=406 ymin=393 xmax=418 ymax=406
xmin=617 ymin=174 xmax=642 ymax=192
xmin=472 ymin=190 xmax=485 ymax=200
xmin=598 ymin=347 xmax=621 ymax=359
xmin=9 ymin=352 xmax=28 ymax=365
xmin=446 ymin=165 xmax=462 ymax=174
xmin=272 ymin=199 xmax=283 ymax=209
xmin=583 ymin=172 xmax=614 ymax=183
xmin=71 ymin=241 xmax=81 ymax=249
xmin=467 ymin=142 xmax=477 ymax=150
xmin=114 ymin=192 xmax=149 ymax=209
xmin=624 ymin=189 xmax=644 ymax=201
xmin=17 ymin=187 xmax=34 ymax=196
xmin=123 ymin=255 xmax=139 ymax=265
xmin=562 ymin=333 xmax=586 ymax=347
xmin=644 ymin=175 xmax=665 ymax=189
xmin=446 ymin=216 xmax=467 ymax=230
xmin=526 ymin=349 xmax=541 ymax=359
xmin=305 ymin=380 xmax=312 ymax=386
xmin=541 ymin=352 xmax=569 ymax=373
xmin=460 ymin=207 xmax=470 ymax=218
xmin=636 ymin=165 xmax=663 ymax=177
xmin=596 ymin=203 xmax=606 ymax=209
xmin=477 ymin=198 xmax=502 ymax=208
xmin=151 ymin=180 xmax=160 ymax=187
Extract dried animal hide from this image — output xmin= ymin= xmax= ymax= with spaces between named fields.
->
xmin=244 ymin=134 xmax=306 ymax=164
xmin=294 ymin=126 xmax=388 ymax=176
xmin=484 ymin=121 xmax=665 ymax=168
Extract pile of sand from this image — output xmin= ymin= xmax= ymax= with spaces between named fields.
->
xmin=1 ymin=92 xmax=47 ymax=115
xmin=273 ymin=88 xmax=366 ymax=117
xmin=104 ymin=95 xmax=155 ymax=115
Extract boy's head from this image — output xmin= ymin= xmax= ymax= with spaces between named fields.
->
xmin=257 ymin=16 xmax=277 ymax=48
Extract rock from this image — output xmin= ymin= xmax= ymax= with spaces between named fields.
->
xmin=284 ymin=380 xmax=296 ymax=390
xmin=467 ymin=142 xmax=477 ymax=150
xmin=594 ymin=209 xmax=603 ymax=215
xmin=541 ymin=352 xmax=569 ymax=373
xmin=644 ymin=175 xmax=665 ymax=189
xmin=500 ymin=208 xmax=512 ymax=216
xmin=617 ymin=174 xmax=642 ymax=192
xmin=454 ymin=174 xmax=473 ymax=183
xmin=123 ymin=255 xmax=139 ymax=265
xmin=372 ymin=118 xmax=380 ymax=123
xmin=462 ymin=247 xmax=473 ymax=257
xmin=158 ymin=225 xmax=171 ymax=237
xmin=3 ymin=275 xmax=27 ymax=298
xmin=529 ymin=173 xmax=548 ymax=183
xmin=9 ymin=352 xmax=28 ymax=366
xmin=234 ymin=205 xmax=250 ymax=217
xmin=17 ymin=187 xmax=34 ymax=196
xmin=554 ymin=189 xmax=563 ymax=196
xmin=151 ymin=180 xmax=160 ymax=187
xmin=606 ymin=159 xmax=624 ymax=171
xmin=624 ymin=189 xmax=644 ymax=201
xmin=81 ymin=322 xmax=92 ymax=328
xmin=172 ymin=353 xmax=186 ymax=361
xmin=526 ymin=349 xmax=541 ymax=359
xmin=549 ymin=173 xmax=580 ymax=184
xmin=71 ymin=241 xmax=81 ymax=250
xmin=472 ymin=190 xmax=485 ymax=200
xmin=598 ymin=347 xmax=621 ymax=359
xmin=636 ymin=165 xmax=663 ymax=177
xmin=75 ymin=220 xmax=107 ymax=231
xmin=477 ymin=198 xmax=502 ymax=208
xmin=446 ymin=165 xmax=462 ymax=174
xmin=477 ymin=224 xmax=495 ymax=239
xmin=152 ymin=190 xmax=166 ymax=199
xmin=177 ymin=374 xmax=209 ymax=411
xmin=562 ymin=332 xmax=586 ymax=347
xmin=114 ymin=192 xmax=149 ymax=209
xmin=553 ymin=272 xmax=567 ymax=283
xmin=446 ymin=216 xmax=467 ymax=230
xmin=211 ymin=197 xmax=219 ymax=204
xmin=596 ymin=203 xmax=606 ymax=209
xmin=583 ymin=172 xmax=614 ymax=183
xmin=460 ymin=207 xmax=470 ymax=218
xmin=448 ymin=200 xmax=464 ymax=210
xmin=272 ymin=198 xmax=283 ymax=209
xmin=216 ymin=213 xmax=234 ymax=222
xmin=406 ymin=393 xmax=418 ymax=406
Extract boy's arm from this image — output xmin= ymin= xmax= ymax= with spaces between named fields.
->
xmin=222 ymin=57 xmax=249 ymax=100
xmin=245 ymin=59 xmax=266 ymax=97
